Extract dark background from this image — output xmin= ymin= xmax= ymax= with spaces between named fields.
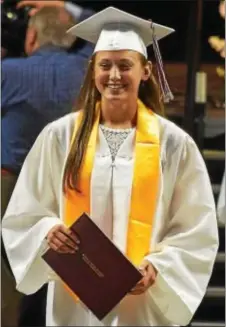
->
xmin=75 ymin=0 xmax=224 ymax=63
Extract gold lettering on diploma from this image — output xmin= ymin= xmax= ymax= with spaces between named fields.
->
xmin=82 ymin=254 xmax=104 ymax=278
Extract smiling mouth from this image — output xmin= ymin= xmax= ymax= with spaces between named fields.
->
xmin=106 ymin=84 xmax=126 ymax=90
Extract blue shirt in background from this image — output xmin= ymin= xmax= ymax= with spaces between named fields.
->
xmin=1 ymin=8 xmax=94 ymax=173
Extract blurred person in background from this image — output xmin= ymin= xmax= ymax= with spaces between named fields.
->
xmin=1 ymin=1 xmax=94 ymax=326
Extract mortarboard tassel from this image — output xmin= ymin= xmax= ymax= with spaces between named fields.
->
xmin=150 ymin=21 xmax=174 ymax=103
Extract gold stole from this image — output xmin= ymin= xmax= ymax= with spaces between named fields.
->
xmin=63 ymin=99 xmax=160 ymax=301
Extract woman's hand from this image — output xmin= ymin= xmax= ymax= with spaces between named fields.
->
xmin=17 ymin=1 xmax=64 ymax=16
xmin=130 ymin=260 xmax=157 ymax=295
xmin=46 ymin=224 xmax=79 ymax=254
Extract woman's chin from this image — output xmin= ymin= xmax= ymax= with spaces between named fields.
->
xmin=103 ymin=90 xmax=128 ymax=101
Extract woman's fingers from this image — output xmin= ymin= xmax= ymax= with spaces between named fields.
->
xmin=129 ymin=277 xmax=145 ymax=294
xmin=55 ymin=230 xmax=78 ymax=250
xmin=60 ymin=225 xmax=80 ymax=245
xmin=129 ymin=263 xmax=157 ymax=295
xmin=129 ymin=284 xmax=146 ymax=295
xmin=48 ymin=236 xmax=78 ymax=254
xmin=129 ymin=289 xmax=144 ymax=295
xmin=46 ymin=224 xmax=80 ymax=254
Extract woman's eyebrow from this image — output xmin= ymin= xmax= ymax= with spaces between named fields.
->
xmin=97 ymin=58 xmax=111 ymax=62
xmin=119 ymin=59 xmax=134 ymax=64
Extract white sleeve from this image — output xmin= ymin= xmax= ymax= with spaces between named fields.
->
xmin=145 ymin=135 xmax=219 ymax=326
xmin=2 ymin=125 xmax=64 ymax=295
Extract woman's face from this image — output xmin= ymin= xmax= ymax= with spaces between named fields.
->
xmin=94 ymin=50 xmax=150 ymax=102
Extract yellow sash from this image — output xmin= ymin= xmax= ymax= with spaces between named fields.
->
xmin=64 ymin=99 xmax=160 ymax=301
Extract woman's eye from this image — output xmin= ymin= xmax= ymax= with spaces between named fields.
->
xmin=98 ymin=63 xmax=131 ymax=71
xmin=99 ymin=63 xmax=111 ymax=70
xmin=119 ymin=65 xmax=130 ymax=71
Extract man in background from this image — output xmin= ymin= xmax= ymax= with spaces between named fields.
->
xmin=1 ymin=1 xmax=94 ymax=326
xmin=2 ymin=1 xmax=93 ymax=178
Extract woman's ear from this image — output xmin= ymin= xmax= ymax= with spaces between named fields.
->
xmin=142 ymin=61 xmax=152 ymax=81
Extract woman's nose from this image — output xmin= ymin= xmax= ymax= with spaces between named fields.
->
xmin=109 ymin=66 xmax=121 ymax=80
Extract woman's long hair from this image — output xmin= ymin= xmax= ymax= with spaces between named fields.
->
xmin=63 ymin=53 xmax=164 ymax=192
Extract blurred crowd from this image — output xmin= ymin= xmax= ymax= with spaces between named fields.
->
xmin=1 ymin=1 xmax=95 ymax=326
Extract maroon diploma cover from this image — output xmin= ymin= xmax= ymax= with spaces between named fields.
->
xmin=42 ymin=213 xmax=142 ymax=320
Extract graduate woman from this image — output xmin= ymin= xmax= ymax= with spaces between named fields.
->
xmin=2 ymin=7 xmax=218 ymax=327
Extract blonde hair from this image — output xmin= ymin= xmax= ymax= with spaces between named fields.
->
xmin=63 ymin=53 xmax=164 ymax=192
xmin=28 ymin=7 xmax=77 ymax=48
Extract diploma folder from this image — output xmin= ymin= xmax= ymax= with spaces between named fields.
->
xmin=42 ymin=213 xmax=142 ymax=320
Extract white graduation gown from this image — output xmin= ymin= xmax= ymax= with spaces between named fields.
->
xmin=2 ymin=113 xmax=219 ymax=326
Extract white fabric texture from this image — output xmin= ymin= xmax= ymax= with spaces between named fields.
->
xmin=94 ymin=25 xmax=148 ymax=58
xmin=2 ymin=112 xmax=219 ymax=326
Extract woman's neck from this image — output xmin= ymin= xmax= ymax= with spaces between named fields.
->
xmin=100 ymin=98 xmax=137 ymax=129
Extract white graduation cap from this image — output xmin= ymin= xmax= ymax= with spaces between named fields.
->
xmin=68 ymin=6 xmax=175 ymax=102
xmin=68 ymin=6 xmax=174 ymax=59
